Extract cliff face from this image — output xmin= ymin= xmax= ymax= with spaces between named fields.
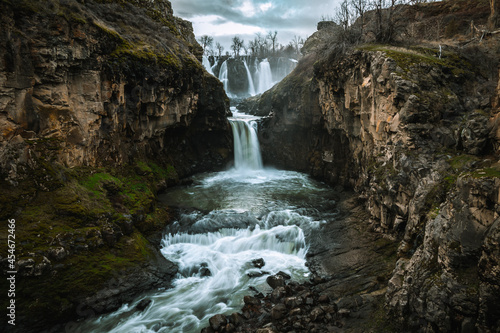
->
xmin=0 ymin=0 xmax=231 ymax=184
xmin=0 ymin=0 xmax=231 ymax=331
xmin=258 ymin=2 xmax=500 ymax=331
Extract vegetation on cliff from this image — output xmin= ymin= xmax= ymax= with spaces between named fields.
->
xmin=254 ymin=0 xmax=500 ymax=331
xmin=0 ymin=0 xmax=231 ymax=330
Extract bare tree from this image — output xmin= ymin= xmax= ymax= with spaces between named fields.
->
xmin=215 ymin=42 xmax=224 ymax=58
xmin=248 ymin=39 xmax=258 ymax=56
xmin=291 ymin=35 xmax=304 ymax=57
xmin=267 ymin=30 xmax=278 ymax=54
xmin=336 ymin=0 xmax=352 ymax=31
xmin=198 ymin=35 xmax=213 ymax=55
xmin=351 ymin=0 xmax=368 ymax=37
xmin=231 ymin=35 xmax=244 ymax=57
xmin=255 ymin=32 xmax=267 ymax=57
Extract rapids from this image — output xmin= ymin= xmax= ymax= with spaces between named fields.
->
xmin=74 ymin=109 xmax=339 ymax=333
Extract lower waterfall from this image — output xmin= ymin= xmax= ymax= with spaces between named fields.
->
xmin=72 ymin=108 xmax=338 ymax=333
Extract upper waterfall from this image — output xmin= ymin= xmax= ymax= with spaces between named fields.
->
xmin=213 ymin=56 xmax=297 ymax=98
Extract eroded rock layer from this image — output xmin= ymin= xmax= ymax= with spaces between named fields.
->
xmin=256 ymin=2 xmax=500 ymax=331
xmin=0 ymin=0 xmax=231 ymax=331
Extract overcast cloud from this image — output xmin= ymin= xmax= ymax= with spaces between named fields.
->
xmin=170 ymin=0 xmax=342 ymax=53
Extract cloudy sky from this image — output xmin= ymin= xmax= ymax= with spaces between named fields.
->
xmin=170 ymin=0 xmax=342 ymax=53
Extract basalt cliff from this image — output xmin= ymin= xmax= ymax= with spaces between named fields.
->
xmin=0 ymin=0 xmax=231 ymax=331
xmin=253 ymin=0 xmax=500 ymax=332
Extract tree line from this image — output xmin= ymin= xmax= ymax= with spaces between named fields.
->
xmin=198 ymin=31 xmax=305 ymax=59
xmin=323 ymin=0 xmax=499 ymax=46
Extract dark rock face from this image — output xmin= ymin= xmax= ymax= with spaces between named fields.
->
xmin=0 ymin=0 xmax=232 ymax=185
xmin=0 ymin=0 xmax=231 ymax=331
xmin=256 ymin=3 xmax=500 ymax=331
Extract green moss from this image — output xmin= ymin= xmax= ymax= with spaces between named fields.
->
xmin=470 ymin=167 xmax=500 ymax=178
xmin=149 ymin=162 xmax=178 ymax=181
xmin=358 ymin=44 xmax=473 ymax=77
xmin=109 ymin=38 xmax=183 ymax=70
xmin=0 ymin=159 xmax=178 ymax=327
xmin=448 ymin=154 xmax=480 ymax=171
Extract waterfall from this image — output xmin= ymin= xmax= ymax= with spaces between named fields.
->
xmin=218 ymin=60 xmax=231 ymax=97
xmin=229 ymin=114 xmax=262 ymax=171
xmin=243 ymin=59 xmax=256 ymax=96
xmin=202 ymin=56 xmax=214 ymax=76
xmin=257 ymin=59 xmax=273 ymax=94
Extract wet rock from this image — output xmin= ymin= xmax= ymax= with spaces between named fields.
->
xmin=244 ymin=296 xmax=261 ymax=306
xmin=199 ymin=263 xmax=211 ymax=277
xmin=276 ymin=271 xmax=291 ymax=280
xmin=247 ymin=270 xmax=268 ymax=278
xmin=228 ymin=312 xmax=245 ymax=326
xmin=270 ymin=286 xmax=286 ymax=303
xmin=135 ymin=299 xmax=151 ymax=312
xmin=310 ymin=307 xmax=325 ymax=322
xmin=318 ymin=294 xmax=329 ymax=303
xmin=209 ymin=314 xmax=227 ymax=331
xmin=271 ymin=303 xmax=287 ymax=320
xmin=252 ymin=258 xmax=266 ymax=268
xmin=266 ymin=275 xmax=285 ymax=289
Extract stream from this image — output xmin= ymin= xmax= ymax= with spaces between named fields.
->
xmin=76 ymin=109 xmax=339 ymax=333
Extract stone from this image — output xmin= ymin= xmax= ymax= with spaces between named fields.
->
xmin=135 ymin=299 xmax=151 ymax=312
xmin=252 ymin=258 xmax=266 ymax=268
xmin=271 ymin=304 xmax=287 ymax=320
xmin=244 ymin=296 xmax=261 ymax=306
xmin=209 ymin=314 xmax=227 ymax=331
xmin=310 ymin=307 xmax=325 ymax=322
xmin=267 ymin=275 xmax=285 ymax=289
xmin=270 ymin=286 xmax=286 ymax=303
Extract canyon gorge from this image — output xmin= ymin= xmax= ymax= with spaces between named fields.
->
xmin=0 ymin=0 xmax=499 ymax=332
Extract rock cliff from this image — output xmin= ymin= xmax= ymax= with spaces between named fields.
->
xmin=0 ymin=0 xmax=231 ymax=331
xmin=256 ymin=1 xmax=500 ymax=331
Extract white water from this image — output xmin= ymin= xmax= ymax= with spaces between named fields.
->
xmin=218 ymin=60 xmax=231 ymax=97
xmin=216 ymin=57 xmax=296 ymax=97
xmin=202 ymin=55 xmax=214 ymax=76
xmin=256 ymin=59 xmax=273 ymax=94
xmin=243 ymin=60 xmax=256 ymax=96
xmin=229 ymin=109 xmax=262 ymax=170
xmin=74 ymin=109 xmax=338 ymax=333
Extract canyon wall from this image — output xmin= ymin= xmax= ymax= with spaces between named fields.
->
xmin=0 ymin=0 xmax=231 ymax=184
xmin=257 ymin=3 xmax=500 ymax=331
xmin=0 ymin=0 xmax=232 ymax=330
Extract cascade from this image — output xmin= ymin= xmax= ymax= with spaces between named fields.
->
xmin=229 ymin=111 xmax=262 ymax=170
xmin=243 ymin=59 xmax=256 ymax=96
xmin=218 ymin=60 xmax=231 ymax=97
xmin=257 ymin=59 xmax=273 ymax=94
xmin=71 ymin=103 xmax=340 ymax=332
xmin=202 ymin=55 xmax=214 ymax=75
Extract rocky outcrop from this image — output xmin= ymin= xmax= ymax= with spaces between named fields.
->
xmin=0 ymin=0 xmax=231 ymax=331
xmin=0 ymin=0 xmax=231 ymax=184
xmin=388 ymin=177 xmax=500 ymax=331
xmin=257 ymin=2 xmax=500 ymax=331
xmin=201 ymin=272 xmax=343 ymax=333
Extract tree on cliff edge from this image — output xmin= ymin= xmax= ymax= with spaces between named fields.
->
xmin=231 ymin=36 xmax=244 ymax=57
xmin=489 ymin=0 xmax=500 ymax=30
xmin=199 ymin=35 xmax=213 ymax=55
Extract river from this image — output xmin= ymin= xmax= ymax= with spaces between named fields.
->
xmin=75 ymin=109 xmax=339 ymax=333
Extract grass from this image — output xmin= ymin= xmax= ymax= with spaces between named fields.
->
xmin=358 ymin=44 xmax=473 ymax=77
xmin=0 ymin=159 xmax=178 ymax=326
